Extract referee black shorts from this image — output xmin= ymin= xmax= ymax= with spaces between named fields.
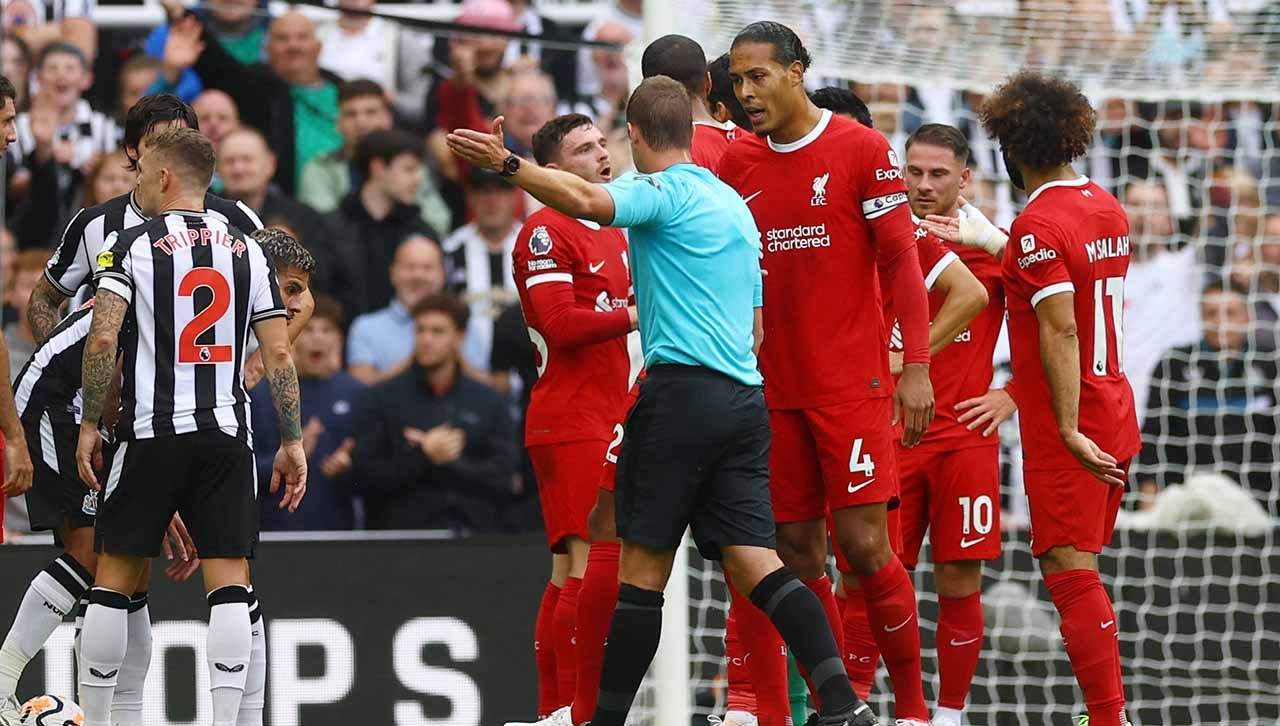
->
xmin=24 ymin=419 xmax=97 ymax=545
xmin=95 ymin=430 xmax=259 ymax=559
xmin=614 ymin=364 xmax=776 ymax=561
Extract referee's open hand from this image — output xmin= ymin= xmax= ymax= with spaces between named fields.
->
xmin=446 ymin=117 xmax=510 ymax=172
xmin=75 ymin=424 xmax=103 ymax=491
xmin=271 ymin=440 xmax=309 ymax=512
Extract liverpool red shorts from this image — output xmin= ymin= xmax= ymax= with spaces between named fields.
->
xmin=897 ymin=444 xmax=1001 ymax=567
xmin=1024 ymin=460 xmax=1131 ymax=557
xmin=829 ymin=506 xmax=902 ymax=574
xmin=598 ymin=384 xmax=641 ymax=494
xmin=769 ymin=397 xmax=899 ymax=524
xmin=530 ymin=440 xmax=610 ymax=552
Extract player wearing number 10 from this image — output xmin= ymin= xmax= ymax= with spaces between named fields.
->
xmin=981 ymin=72 xmax=1140 ymax=726
xmin=74 ymin=127 xmax=308 ymax=726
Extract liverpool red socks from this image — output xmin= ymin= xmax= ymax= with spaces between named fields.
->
xmin=573 ymin=543 xmax=620 ymax=725
xmin=840 ymin=578 xmax=880 ymax=700
xmin=535 ymin=582 xmax=561 ymax=716
xmin=935 ymin=590 xmax=984 ymax=711
xmin=553 ymin=577 xmax=581 ymax=709
xmin=857 ymin=558 xmax=928 ymax=721
xmin=1045 ymin=569 xmax=1128 ymax=726
xmin=726 ymin=585 xmax=790 ymax=726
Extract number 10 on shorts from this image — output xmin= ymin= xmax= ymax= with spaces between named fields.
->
xmin=959 ymin=495 xmax=994 ymax=535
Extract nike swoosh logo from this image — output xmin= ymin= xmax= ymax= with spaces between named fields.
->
xmin=847 ymin=478 xmax=874 ymax=494
xmin=959 ymin=536 xmax=986 ymax=549
xmin=589 ymin=261 xmax=605 ymax=273
xmin=949 ymin=637 xmax=981 ymax=647
xmin=884 ymin=614 xmax=914 ymax=632
xmin=743 ymin=190 xmax=763 ymax=204
xmin=1101 ymin=620 xmax=1114 ymax=629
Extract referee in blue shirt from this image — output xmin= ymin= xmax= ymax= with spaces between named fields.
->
xmin=449 ymin=76 xmax=875 ymax=726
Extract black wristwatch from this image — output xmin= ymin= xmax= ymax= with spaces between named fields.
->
xmin=499 ymin=153 xmax=521 ymax=177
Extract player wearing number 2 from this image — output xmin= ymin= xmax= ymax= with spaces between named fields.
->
xmin=74 ymin=127 xmax=307 ymax=726
xmin=980 ymin=72 xmax=1140 ymax=726
xmin=509 ymin=113 xmax=639 ymax=724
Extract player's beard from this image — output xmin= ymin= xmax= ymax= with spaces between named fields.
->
xmin=1001 ymin=148 xmax=1025 ymax=190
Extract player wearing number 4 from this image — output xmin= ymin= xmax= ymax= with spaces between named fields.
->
xmin=973 ymin=72 xmax=1140 ymax=726
xmin=717 ymin=23 xmax=935 ymax=726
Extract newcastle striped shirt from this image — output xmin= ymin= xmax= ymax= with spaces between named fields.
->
xmin=47 ymin=191 xmax=264 ymax=309
xmin=93 ymin=211 xmax=286 ymax=445
xmin=10 ymin=100 xmax=121 ymax=173
xmin=12 ymin=301 xmax=95 ymax=471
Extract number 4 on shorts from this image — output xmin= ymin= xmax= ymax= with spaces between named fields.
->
xmin=848 ymin=437 xmax=875 ymax=478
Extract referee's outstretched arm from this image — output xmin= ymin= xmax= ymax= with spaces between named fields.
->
xmin=449 ymin=117 xmax=617 ymax=225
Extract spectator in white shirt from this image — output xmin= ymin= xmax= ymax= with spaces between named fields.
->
xmin=1122 ymin=178 xmax=1202 ymax=416
xmin=317 ymin=0 xmax=398 ymax=92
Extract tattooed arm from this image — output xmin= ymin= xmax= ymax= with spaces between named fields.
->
xmin=76 ymin=290 xmax=128 ymax=489
xmin=27 ymin=276 xmax=69 ymax=344
xmin=252 ymin=315 xmax=308 ymax=511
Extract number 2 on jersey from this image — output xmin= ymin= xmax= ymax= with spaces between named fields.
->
xmin=1091 ymin=276 xmax=1125 ymax=376
xmin=178 ymin=268 xmax=232 ymax=364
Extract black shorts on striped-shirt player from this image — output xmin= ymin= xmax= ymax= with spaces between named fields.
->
xmin=95 ymin=430 xmax=259 ymax=559
xmin=614 ymin=364 xmax=776 ymax=561
xmin=24 ymin=421 xmax=96 ymax=544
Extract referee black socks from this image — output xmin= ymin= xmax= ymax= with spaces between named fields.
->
xmin=591 ymin=584 xmax=665 ymax=726
xmin=749 ymin=567 xmax=858 ymax=721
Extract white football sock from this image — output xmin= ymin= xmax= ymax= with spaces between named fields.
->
xmin=79 ymin=589 xmax=130 ymax=726
xmin=207 ymin=586 xmax=252 ymax=726
xmin=237 ymin=590 xmax=266 ymax=726
xmin=111 ymin=593 xmax=153 ymax=726
xmin=0 ymin=555 xmax=91 ymax=698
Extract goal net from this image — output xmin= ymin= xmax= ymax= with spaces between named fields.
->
xmin=636 ymin=1 xmax=1280 ymax=724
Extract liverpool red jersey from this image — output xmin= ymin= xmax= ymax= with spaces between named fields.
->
xmin=719 ymin=110 xmax=926 ymax=409
xmin=692 ymin=122 xmax=737 ymax=174
xmin=1002 ymin=176 xmax=1141 ymax=471
xmin=514 ymin=207 xmax=633 ymax=446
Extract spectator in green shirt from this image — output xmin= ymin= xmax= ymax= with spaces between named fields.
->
xmin=299 ymin=79 xmax=451 ymax=234
xmin=162 ymin=8 xmax=342 ymax=194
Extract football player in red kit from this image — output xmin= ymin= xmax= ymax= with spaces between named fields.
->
xmin=979 ymin=71 xmax=1140 ymax=726
xmin=843 ymin=125 xmax=1006 ymax=726
xmin=642 ymin=34 xmax=739 ymax=173
xmin=719 ymin=22 xmax=935 ymax=726
xmin=507 ymin=113 xmax=638 ymax=725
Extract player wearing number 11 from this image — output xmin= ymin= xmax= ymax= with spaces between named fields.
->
xmin=981 ymin=72 xmax=1139 ymax=726
xmin=74 ymin=127 xmax=307 ymax=726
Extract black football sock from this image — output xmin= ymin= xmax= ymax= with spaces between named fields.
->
xmin=749 ymin=567 xmax=856 ymax=720
xmin=590 ymin=584 xmax=664 ymax=726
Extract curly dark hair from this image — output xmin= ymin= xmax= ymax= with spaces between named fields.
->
xmin=251 ymin=227 xmax=316 ymax=274
xmin=732 ymin=21 xmax=811 ymax=70
xmin=978 ymin=71 xmax=1096 ymax=171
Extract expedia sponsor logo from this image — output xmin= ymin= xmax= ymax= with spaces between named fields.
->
xmin=765 ymin=223 xmax=831 ymax=253
xmin=1018 ymin=248 xmax=1058 ymax=269
xmin=876 ymin=167 xmax=902 ymax=181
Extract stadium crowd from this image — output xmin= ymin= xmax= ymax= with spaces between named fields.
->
xmin=2 ymin=0 xmax=1279 ymax=542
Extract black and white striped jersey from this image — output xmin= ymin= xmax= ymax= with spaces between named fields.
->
xmin=12 ymin=301 xmax=94 ymax=470
xmin=46 ymin=191 xmax=264 ymax=309
xmin=93 ymin=211 xmax=286 ymax=444
xmin=9 ymin=100 xmax=121 ymax=173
